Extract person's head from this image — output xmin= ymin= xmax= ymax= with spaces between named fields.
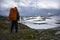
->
xmin=14 ymin=7 xmax=18 ymax=11
xmin=15 ymin=7 xmax=17 ymax=9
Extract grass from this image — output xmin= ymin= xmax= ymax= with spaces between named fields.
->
xmin=38 ymin=29 xmax=60 ymax=40
xmin=0 ymin=16 xmax=60 ymax=40
xmin=0 ymin=17 xmax=40 ymax=40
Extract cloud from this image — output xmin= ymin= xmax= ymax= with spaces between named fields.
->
xmin=17 ymin=0 xmax=30 ymax=7
xmin=0 ymin=0 xmax=60 ymax=10
xmin=0 ymin=0 xmax=18 ymax=10
xmin=16 ymin=0 xmax=59 ymax=9
xmin=37 ymin=1 xmax=59 ymax=9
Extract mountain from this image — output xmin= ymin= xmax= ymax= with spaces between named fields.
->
xmin=0 ymin=7 xmax=60 ymax=17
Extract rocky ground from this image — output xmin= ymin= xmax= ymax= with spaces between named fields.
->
xmin=0 ymin=16 xmax=40 ymax=40
xmin=37 ymin=27 xmax=60 ymax=40
xmin=0 ymin=16 xmax=60 ymax=40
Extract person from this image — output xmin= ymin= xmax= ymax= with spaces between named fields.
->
xmin=8 ymin=7 xmax=19 ymax=33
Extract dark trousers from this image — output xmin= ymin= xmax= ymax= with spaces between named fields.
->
xmin=11 ymin=21 xmax=18 ymax=33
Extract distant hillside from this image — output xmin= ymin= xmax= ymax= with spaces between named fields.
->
xmin=0 ymin=8 xmax=60 ymax=16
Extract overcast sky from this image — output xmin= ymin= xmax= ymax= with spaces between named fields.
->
xmin=0 ymin=0 xmax=60 ymax=16
xmin=0 ymin=0 xmax=60 ymax=9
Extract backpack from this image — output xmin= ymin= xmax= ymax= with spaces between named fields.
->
xmin=8 ymin=8 xmax=17 ymax=21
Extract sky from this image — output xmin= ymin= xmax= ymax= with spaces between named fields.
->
xmin=0 ymin=0 xmax=60 ymax=16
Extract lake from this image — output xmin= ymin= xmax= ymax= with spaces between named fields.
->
xmin=19 ymin=15 xmax=60 ymax=29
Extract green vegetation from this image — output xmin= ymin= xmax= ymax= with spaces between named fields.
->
xmin=0 ymin=16 xmax=40 ymax=40
xmin=0 ymin=16 xmax=60 ymax=40
xmin=38 ymin=29 xmax=60 ymax=40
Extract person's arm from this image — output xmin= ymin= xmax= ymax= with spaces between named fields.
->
xmin=17 ymin=10 xmax=20 ymax=21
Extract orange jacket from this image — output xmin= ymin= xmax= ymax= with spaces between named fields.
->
xmin=8 ymin=8 xmax=18 ymax=21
